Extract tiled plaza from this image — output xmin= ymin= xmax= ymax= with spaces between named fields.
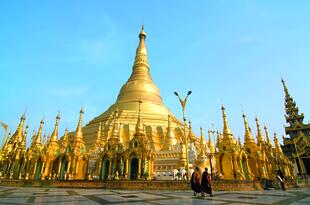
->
xmin=0 ymin=186 xmax=308 ymax=205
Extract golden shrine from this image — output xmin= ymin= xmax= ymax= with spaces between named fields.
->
xmin=0 ymin=27 xmax=295 ymax=182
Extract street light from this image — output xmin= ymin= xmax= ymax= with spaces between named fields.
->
xmin=174 ymin=90 xmax=192 ymax=180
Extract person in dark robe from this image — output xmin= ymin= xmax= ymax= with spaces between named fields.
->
xmin=277 ymin=170 xmax=286 ymax=191
xmin=190 ymin=167 xmax=201 ymax=196
xmin=201 ymin=167 xmax=213 ymax=197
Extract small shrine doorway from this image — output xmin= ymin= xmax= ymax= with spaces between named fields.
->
xmin=130 ymin=157 xmax=139 ymax=180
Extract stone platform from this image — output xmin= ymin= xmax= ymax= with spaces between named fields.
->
xmin=0 ymin=185 xmax=309 ymax=205
xmin=0 ymin=179 xmax=299 ymax=191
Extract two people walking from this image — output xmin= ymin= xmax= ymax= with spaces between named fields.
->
xmin=191 ymin=167 xmax=213 ymax=197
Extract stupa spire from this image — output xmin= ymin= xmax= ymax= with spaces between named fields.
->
xmin=35 ymin=118 xmax=44 ymax=145
xmin=62 ymin=128 xmax=69 ymax=147
xmin=264 ymin=124 xmax=272 ymax=145
xmin=116 ymin=26 xmax=163 ymax=105
xmin=163 ymin=114 xmax=176 ymax=150
xmin=221 ymin=105 xmax=233 ymax=138
xmin=50 ymin=112 xmax=60 ymax=142
xmin=242 ymin=112 xmax=255 ymax=144
xmin=21 ymin=124 xmax=28 ymax=148
xmin=134 ymin=25 xmax=149 ymax=69
xmin=255 ymin=117 xmax=264 ymax=145
xmin=273 ymin=133 xmax=282 ymax=153
xmin=10 ymin=113 xmax=25 ymax=143
xmin=200 ymin=127 xmax=206 ymax=156
xmin=74 ymin=108 xmax=84 ymax=141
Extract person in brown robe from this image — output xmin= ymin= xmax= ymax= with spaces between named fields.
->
xmin=190 ymin=167 xmax=201 ymax=196
xmin=201 ymin=167 xmax=212 ymax=197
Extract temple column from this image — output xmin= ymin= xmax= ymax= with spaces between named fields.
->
xmin=75 ymin=159 xmax=79 ymax=179
xmin=57 ymin=160 xmax=62 ymax=176
xmin=41 ymin=162 xmax=46 ymax=179
xmin=215 ymin=155 xmax=221 ymax=175
xmin=138 ymin=158 xmax=142 ymax=179
xmin=108 ymin=160 xmax=112 ymax=180
xmin=98 ymin=161 xmax=102 ymax=177
xmin=148 ymin=159 xmax=151 ymax=179
xmin=67 ymin=160 xmax=71 ymax=173
xmin=232 ymin=154 xmax=238 ymax=179
xmin=33 ymin=162 xmax=38 ymax=179
xmin=125 ymin=159 xmax=129 ymax=179
xmin=244 ymin=156 xmax=252 ymax=179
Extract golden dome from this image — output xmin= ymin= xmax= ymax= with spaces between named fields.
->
xmin=72 ymin=27 xmax=183 ymax=150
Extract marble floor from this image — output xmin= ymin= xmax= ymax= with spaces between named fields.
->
xmin=0 ymin=186 xmax=308 ymax=205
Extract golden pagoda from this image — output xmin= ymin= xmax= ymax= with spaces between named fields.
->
xmin=0 ymin=27 xmax=295 ymax=182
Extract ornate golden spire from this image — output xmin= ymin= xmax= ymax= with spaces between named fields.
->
xmin=255 ymin=117 xmax=264 ymax=145
xmin=264 ymin=124 xmax=272 ymax=145
xmin=116 ymin=26 xmax=163 ymax=105
xmin=221 ymin=105 xmax=233 ymax=138
xmin=216 ymin=129 xmax=223 ymax=147
xmin=163 ymin=114 xmax=176 ymax=150
xmin=50 ymin=112 xmax=60 ymax=143
xmin=74 ymin=108 xmax=84 ymax=141
xmin=199 ymin=127 xmax=206 ymax=156
xmin=242 ymin=112 xmax=255 ymax=144
xmin=2 ymin=131 xmax=11 ymax=150
xmin=10 ymin=114 xmax=26 ymax=143
xmin=2 ymin=131 xmax=11 ymax=153
xmin=35 ymin=118 xmax=44 ymax=145
xmin=21 ymin=124 xmax=28 ymax=148
xmin=134 ymin=25 xmax=148 ymax=69
xmin=42 ymin=132 xmax=47 ymax=147
xmin=273 ymin=133 xmax=282 ymax=153
xmin=61 ymin=128 xmax=69 ymax=148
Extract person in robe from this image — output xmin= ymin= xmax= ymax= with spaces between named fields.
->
xmin=190 ymin=167 xmax=201 ymax=196
xmin=201 ymin=167 xmax=213 ymax=197
xmin=277 ymin=170 xmax=285 ymax=191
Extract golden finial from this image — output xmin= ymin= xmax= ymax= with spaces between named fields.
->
xmin=139 ymin=25 xmax=146 ymax=39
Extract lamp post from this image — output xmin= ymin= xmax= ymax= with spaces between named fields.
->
xmin=174 ymin=90 xmax=192 ymax=180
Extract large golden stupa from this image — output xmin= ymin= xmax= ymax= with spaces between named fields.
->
xmin=76 ymin=26 xmax=183 ymax=151
xmin=0 ymin=27 xmax=294 ymax=182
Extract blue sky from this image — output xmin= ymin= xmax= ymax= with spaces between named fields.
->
xmin=0 ymin=0 xmax=309 ymax=147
